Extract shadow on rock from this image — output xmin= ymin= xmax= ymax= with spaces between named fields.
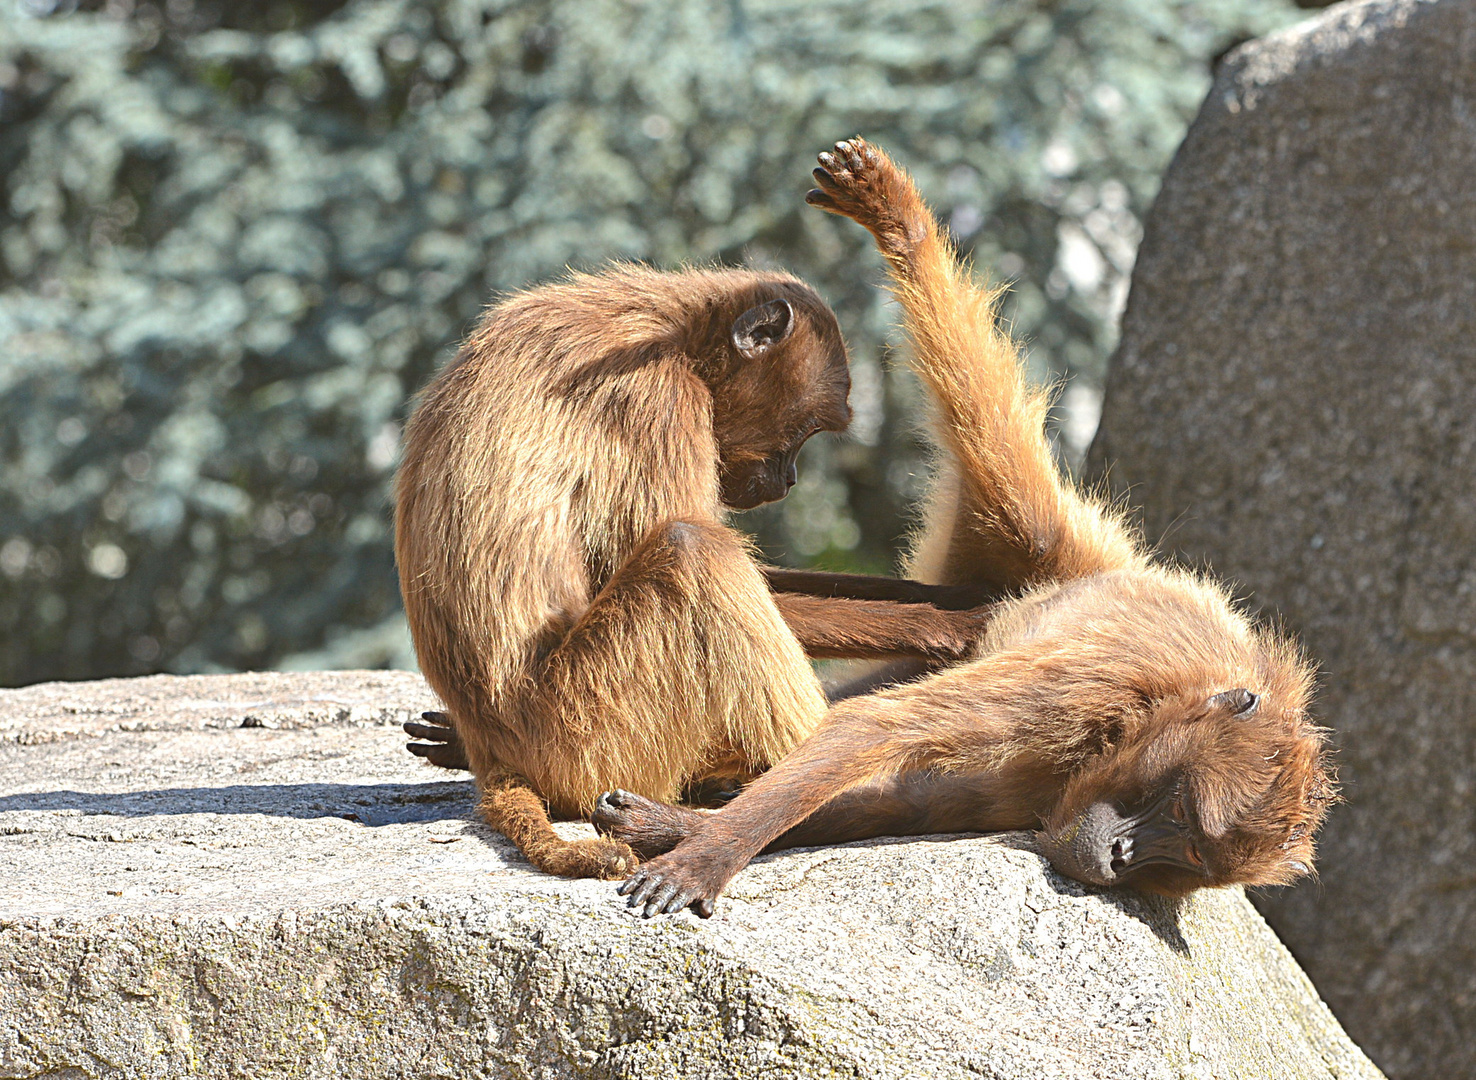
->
xmin=0 ymin=780 xmax=477 ymax=826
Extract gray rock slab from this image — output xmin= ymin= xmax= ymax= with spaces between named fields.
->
xmin=1086 ymin=2 xmax=1476 ymax=1077
xmin=0 ymin=672 xmax=1379 ymax=1079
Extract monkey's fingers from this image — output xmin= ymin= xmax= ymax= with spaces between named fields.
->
xmin=403 ymin=719 xmax=455 ymax=742
xmin=806 ymin=139 xmax=894 ymax=229
xmin=617 ymin=852 xmax=728 ymax=918
xmin=593 ymin=789 xmax=702 ymax=859
xmin=403 ymin=716 xmax=470 ymax=770
xmin=406 ymin=739 xmax=471 ymax=771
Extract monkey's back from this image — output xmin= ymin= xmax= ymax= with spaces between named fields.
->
xmin=394 ymin=269 xmax=731 ymax=737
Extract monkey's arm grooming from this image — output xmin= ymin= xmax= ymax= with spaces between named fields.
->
xmin=406 ymin=573 xmax=1001 ymax=771
xmin=761 ymin=568 xmax=993 ymax=609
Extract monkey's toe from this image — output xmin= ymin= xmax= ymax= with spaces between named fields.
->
xmin=581 ymin=837 xmax=638 ymax=880
xmin=534 ymin=836 xmax=636 ymax=879
xmin=597 ymin=788 xmax=636 ymax=811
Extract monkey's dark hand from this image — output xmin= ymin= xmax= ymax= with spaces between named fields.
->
xmin=927 ymin=603 xmax=998 ymax=663
xmin=616 ymin=841 xmax=745 ymax=919
xmin=403 ymin=710 xmax=471 ymax=771
xmin=806 ymin=138 xmax=920 ymax=250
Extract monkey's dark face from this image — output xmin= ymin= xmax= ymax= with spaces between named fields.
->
xmin=709 ymin=294 xmax=852 ymax=511
xmin=1040 ymin=685 xmax=1335 ymax=898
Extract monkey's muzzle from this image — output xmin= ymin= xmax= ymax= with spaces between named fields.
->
xmin=1039 ymin=796 xmax=1190 ymax=888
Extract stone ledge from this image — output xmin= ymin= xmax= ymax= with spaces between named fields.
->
xmin=0 ymin=672 xmax=1381 ymax=1079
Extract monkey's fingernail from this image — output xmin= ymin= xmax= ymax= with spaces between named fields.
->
xmin=648 ymin=882 xmax=678 ymax=914
xmin=696 ymin=899 xmax=715 ymax=919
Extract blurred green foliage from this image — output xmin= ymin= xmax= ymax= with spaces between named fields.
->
xmin=0 ymin=0 xmax=1299 ymax=685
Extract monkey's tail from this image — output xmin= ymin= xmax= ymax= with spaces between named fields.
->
xmin=883 ymin=194 xmax=1142 ymax=586
xmin=479 ymin=771 xmax=638 ymax=880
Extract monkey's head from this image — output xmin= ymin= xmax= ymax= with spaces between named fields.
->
xmin=1040 ymin=642 xmax=1336 ymax=898
xmin=703 ymin=285 xmax=852 ymax=510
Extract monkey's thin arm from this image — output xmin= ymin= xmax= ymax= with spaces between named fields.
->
xmin=773 ymin=592 xmax=994 ymax=662
xmin=402 ymin=590 xmax=991 ymax=770
xmin=618 ymin=659 xmax=1031 ymax=916
xmin=762 ymin=567 xmax=997 ymax=610
xmin=596 ymin=769 xmax=1036 ymax=860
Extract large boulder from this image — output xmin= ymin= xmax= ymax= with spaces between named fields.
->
xmin=0 ymin=672 xmax=1378 ymax=1080
xmin=1086 ymin=2 xmax=1476 ymax=1077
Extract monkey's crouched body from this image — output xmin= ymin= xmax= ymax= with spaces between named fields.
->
xmin=395 ymin=265 xmax=861 ymax=878
xmin=612 ymin=140 xmax=1335 ymax=917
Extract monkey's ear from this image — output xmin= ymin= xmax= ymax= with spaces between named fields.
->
xmin=1209 ymin=687 xmax=1260 ymax=717
xmin=732 ymin=298 xmax=795 ymax=359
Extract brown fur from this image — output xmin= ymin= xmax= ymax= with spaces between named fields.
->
xmin=611 ymin=141 xmax=1335 ymax=916
xmin=395 ymin=263 xmax=995 ymax=879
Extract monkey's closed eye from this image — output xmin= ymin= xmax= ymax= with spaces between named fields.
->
xmin=1209 ymin=687 xmax=1259 ymax=716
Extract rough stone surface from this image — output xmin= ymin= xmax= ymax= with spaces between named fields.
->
xmin=1086 ymin=2 xmax=1476 ymax=1077
xmin=0 ymin=672 xmax=1379 ymax=1079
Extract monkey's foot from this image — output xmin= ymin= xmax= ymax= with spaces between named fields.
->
xmin=617 ymin=841 xmax=748 ymax=919
xmin=403 ymin=710 xmax=471 ymax=771
xmin=592 ymin=789 xmax=706 ymax=860
xmin=530 ymin=835 xmax=638 ymax=880
xmin=805 ymin=138 xmax=922 ymax=249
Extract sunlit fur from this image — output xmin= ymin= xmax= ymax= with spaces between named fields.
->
xmin=611 ymin=141 xmax=1335 ymax=914
xmin=396 ymin=264 xmax=850 ymax=877
xmin=865 ymin=139 xmax=1335 ymax=891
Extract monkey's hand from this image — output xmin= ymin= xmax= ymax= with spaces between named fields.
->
xmin=403 ymin=711 xmax=471 ymax=771
xmin=937 ymin=604 xmax=996 ymax=662
xmin=616 ymin=839 xmax=748 ymax=919
xmin=592 ymin=788 xmax=706 ymax=860
xmin=806 ymin=138 xmax=927 ymax=255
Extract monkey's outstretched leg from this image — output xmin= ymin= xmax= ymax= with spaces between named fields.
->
xmin=615 ymin=651 xmax=1048 ymax=916
xmin=595 ymin=767 xmax=1025 ymax=860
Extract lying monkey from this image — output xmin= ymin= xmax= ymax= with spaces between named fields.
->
xmin=395 ymin=262 xmax=995 ymax=879
xmin=606 ymin=140 xmax=1336 ymax=917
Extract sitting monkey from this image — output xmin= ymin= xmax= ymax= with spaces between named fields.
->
xmin=396 ymin=263 xmax=995 ymax=878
